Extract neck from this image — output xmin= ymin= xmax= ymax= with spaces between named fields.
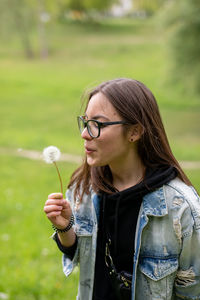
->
xmin=110 ymin=150 xmax=145 ymax=192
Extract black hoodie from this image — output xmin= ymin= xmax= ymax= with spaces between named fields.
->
xmin=92 ymin=166 xmax=177 ymax=300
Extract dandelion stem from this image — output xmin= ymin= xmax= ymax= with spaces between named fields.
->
xmin=53 ymin=161 xmax=63 ymax=195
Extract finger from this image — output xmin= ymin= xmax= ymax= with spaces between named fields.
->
xmin=44 ymin=205 xmax=63 ymax=214
xmin=62 ymin=199 xmax=71 ymax=209
xmin=48 ymin=193 xmax=63 ymax=199
xmin=45 ymin=199 xmax=65 ymax=206
xmin=46 ymin=211 xmax=62 ymax=218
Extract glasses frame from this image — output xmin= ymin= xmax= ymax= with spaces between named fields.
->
xmin=77 ymin=116 xmax=130 ymax=138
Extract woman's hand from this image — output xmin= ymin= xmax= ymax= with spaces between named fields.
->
xmin=44 ymin=193 xmax=72 ymax=230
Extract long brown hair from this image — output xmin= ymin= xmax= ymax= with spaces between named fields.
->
xmin=68 ymin=78 xmax=192 ymax=201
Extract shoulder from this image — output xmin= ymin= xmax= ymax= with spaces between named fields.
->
xmin=164 ymin=177 xmax=200 ymax=229
xmin=164 ymin=177 xmax=199 ymax=208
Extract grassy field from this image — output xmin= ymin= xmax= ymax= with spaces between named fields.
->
xmin=0 ymin=155 xmax=79 ymax=299
xmin=0 ymin=18 xmax=200 ymax=299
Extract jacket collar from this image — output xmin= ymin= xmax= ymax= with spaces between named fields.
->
xmin=92 ymin=186 xmax=168 ymax=221
xmin=142 ymin=186 xmax=168 ymax=216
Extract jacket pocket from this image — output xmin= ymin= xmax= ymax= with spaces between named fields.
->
xmin=139 ymin=256 xmax=178 ymax=281
xmin=136 ymin=257 xmax=178 ymax=299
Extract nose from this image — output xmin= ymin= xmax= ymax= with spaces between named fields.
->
xmin=81 ymin=127 xmax=92 ymax=140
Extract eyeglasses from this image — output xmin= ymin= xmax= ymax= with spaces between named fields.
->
xmin=77 ymin=116 xmax=130 ymax=138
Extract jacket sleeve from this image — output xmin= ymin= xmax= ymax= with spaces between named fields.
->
xmin=60 ymin=187 xmax=97 ymax=280
xmin=174 ymin=188 xmax=200 ymax=299
xmin=62 ymin=237 xmax=80 ymax=277
xmin=53 ymin=232 xmax=78 ymax=260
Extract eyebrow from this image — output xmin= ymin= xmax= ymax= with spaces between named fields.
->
xmin=85 ymin=114 xmax=110 ymax=121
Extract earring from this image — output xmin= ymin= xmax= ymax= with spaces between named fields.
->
xmin=130 ymin=138 xmax=134 ymax=142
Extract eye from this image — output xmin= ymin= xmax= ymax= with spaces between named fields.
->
xmin=92 ymin=121 xmax=99 ymax=128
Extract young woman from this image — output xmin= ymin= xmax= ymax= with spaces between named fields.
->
xmin=44 ymin=78 xmax=200 ymax=300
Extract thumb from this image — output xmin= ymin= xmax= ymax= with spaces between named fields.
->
xmin=48 ymin=193 xmax=63 ymax=199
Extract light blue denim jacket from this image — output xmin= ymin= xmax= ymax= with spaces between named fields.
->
xmin=61 ymin=178 xmax=200 ymax=300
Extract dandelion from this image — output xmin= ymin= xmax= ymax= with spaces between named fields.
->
xmin=43 ymin=146 xmax=63 ymax=195
xmin=0 ymin=292 xmax=9 ymax=300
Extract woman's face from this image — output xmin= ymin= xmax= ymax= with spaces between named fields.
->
xmin=81 ymin=92 xmax=134 ymax=168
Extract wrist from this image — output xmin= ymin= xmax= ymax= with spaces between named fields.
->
xmin=52 ymin=214 xmax=74 ymax=233
xmin=55 ymin=231 xmax=77 ymax=251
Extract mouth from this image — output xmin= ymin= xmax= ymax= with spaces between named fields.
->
xmin=85 ymin=146 xmax=96 ymax=154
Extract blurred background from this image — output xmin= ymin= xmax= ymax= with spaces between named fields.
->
xmin=0 ymin=0 xmax=200 ymax=299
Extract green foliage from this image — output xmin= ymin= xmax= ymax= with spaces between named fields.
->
xmin=64 ymin=0 xmax=119 ymax=12
xmin=68 ymin=0 xmax=85 ymax=11
xmin=83 ymin=0 xmax=119 ymax=11
xmin=0 ymin=0 xmax=37 ymax=37
xmin=133 ymin=0 xmax=166 ymax=14
xmin=0 ymin=0 xmax=119 ymax=58
xmin=0 ymin=0 xmax=42 ymax=58
xmin=163 ymin=0 xmax=200 ymax=95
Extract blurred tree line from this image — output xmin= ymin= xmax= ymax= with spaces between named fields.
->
xmin=134 ymin=0 xmax=166 ymax=15
xmin=0 ymin=0 xmax=199 ymax=96
xmin=134 ymin=0 xmax=200 ymax=96
xmin=0 ymin=0 xmax=118 ymax=58
xmin=163 ymin=0 xmax=200 ymax=95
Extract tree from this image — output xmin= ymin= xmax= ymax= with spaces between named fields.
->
xmin=62 ymin=0 xmax=119 ymax=15
xmin=133 ymin=0 xmax=166 ymax=15
xmin=0 ymin=0 xmax=36 ymax=58
xmin=0 ymin=0 xmax=55 ymax=59
xmin=164 ymin=0 xmax=200 ymax=94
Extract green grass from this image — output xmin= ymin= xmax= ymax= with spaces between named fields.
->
xmin=0 ymin=155 xmax=79 ymax=299
xmin=0 ymin=17 xmax=200 ymax=299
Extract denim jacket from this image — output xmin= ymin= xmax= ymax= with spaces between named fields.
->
xmin=61 ymin=178 xmax=200 ymax=300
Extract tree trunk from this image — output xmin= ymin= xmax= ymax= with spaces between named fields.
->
xmin=37 ymin=0 xmax=49 ymax=59
xmin=12 ymin=5 xmax=35 ymax=59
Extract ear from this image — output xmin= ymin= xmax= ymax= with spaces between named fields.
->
xmin=128 ymin=124 xmax=144 ymax=142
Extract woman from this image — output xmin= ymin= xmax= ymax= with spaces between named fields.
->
xmin=44 ymin=78 xmax=200 ymax=300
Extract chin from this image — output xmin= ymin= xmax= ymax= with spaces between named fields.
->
xmin=87 ymin=161 xmax=99 ymax=167
xmin=86 ymin=157 xmax=104 ymax=167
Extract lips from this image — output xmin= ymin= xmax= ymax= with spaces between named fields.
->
xmin=85 ymin=146 xmax=96 ymax=154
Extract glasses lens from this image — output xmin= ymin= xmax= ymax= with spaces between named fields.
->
xmin=78 ymin=117 xmax=85 ymax=134
xmin=87 ymin=120 xmax=99 ymax=138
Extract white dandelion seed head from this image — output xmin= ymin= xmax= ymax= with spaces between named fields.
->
xmin=43 ymin=146 xmax=61 ymax=164
xmin=0 ymin=292 xmax=9 ymax=300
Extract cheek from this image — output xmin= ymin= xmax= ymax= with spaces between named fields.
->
xmin=98 ymin=136 xmax=114 ymax=150
xmin=98 ymin=133 xmax=127 ymax=155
